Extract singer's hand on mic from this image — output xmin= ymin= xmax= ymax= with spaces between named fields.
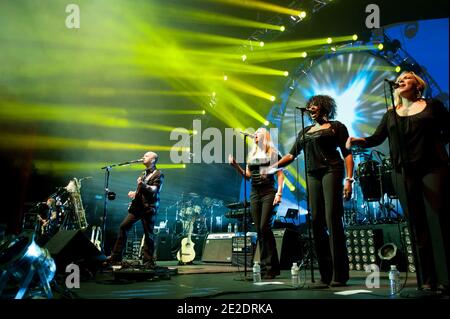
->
xmin=128 ymin=191 xmax=136 ymax=199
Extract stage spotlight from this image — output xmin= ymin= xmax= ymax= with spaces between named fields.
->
xmin=223 ymin=75 xmax=228 ymax=81
xmin=280 ymin=26 xmax=285 ymax=32
xmin=283 ymin=71 xmax=289 ymax=77
xmin=352 ymin=34 xmax=358 ymax=41
xmin=0 ymin=232 xmax=56 ymax=299
xmin=270 ymin=96 xmax=276 ymax=102
xmin=395 ymin=66 xmax=401 ymax=73
xmin=299 ymin=11 xmax=306 ymax=18
xmin=259 ymin=41 xmax=265 ymax=47
xmin=241 ymin=54 xmax=247 ymax=62
xmin=264 ymin=120 xmax=270 ymax=126
xmin=326 ymin=37 xmax=333 ymax=44
xmin=202 ymin=110 xmax=206 ymax=115
xmin=378 ymin=242 xmax=397 ymax=261
xmin=300 ymin=52 xmax=307 ymax=58
xmin=377 ymin=43 xmax=384 ymax=50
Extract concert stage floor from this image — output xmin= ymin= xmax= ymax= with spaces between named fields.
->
xmin=61 ymin=261 xmax=448 ymax=300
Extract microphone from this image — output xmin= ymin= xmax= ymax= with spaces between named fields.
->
xmin=237 ymin=130 xmax=255 ymax=138
xmin=118 ymin=159 xmax=143 ymax=166
xmin=296 ymin=106 xmax=309 ymax=112
xmin=384 ymin=79 xmax=400 ymax=89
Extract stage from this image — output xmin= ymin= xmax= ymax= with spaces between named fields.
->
xmin=54 ymin=262 xmax=446 ymax=300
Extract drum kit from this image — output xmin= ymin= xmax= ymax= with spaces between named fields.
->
xmin=169 ymin=193 xmax=224 ymax=237
xmin=345 ymin=148 xmax=402 ymax=226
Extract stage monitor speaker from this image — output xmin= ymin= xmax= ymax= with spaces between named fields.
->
xmin=254 ymin=228 xmax=302 ymax=269
xmin=201 ymin=233 xmax=233 ymax=263
xmin=45 ymin=229 xmax=105 ymax=274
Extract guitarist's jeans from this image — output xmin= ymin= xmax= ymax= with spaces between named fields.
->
xmin=111 ymin=208 xmax=157 ymax=263
xmin=250 ymin=187 xmax=280 ymax=276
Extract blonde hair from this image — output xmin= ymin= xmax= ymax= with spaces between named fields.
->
xmin=247 ymin=128 xmax=277 ymax=161
xmin=394 ymin=71 xmax=427 ymax=107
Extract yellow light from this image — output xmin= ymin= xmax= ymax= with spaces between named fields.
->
xmin=264 ymin=120 xmax=270 ymax=126
xmin=378 ymin=43 xmax=384 ymax=50
xmin=299 ymin=11 xmax=307 ymax=18
xmin=241 ymin=54 xmax=247 ymax=61
xmin=202 ymin=110 xmax=206 ymax=115
xmin=259 ymin=41 xmax=265 ymax=47
xmin=283 ymin=71 xmax=289 ymax=77
xmin=395 ymin=66 xmax=401 ymax=73
xmin=193 ymin=130 xmax=198 ymax=135
xmin=352 ymin=34 xmax=358 ymax=41
xmin=270 ymin=96 xmax=276 ymax=102
xmin=280 ymin=26 xmax=285 ymax=32
xmin=224 ymin=75 xmax=228 ymax=81
xmin=183 ymin=164 xmax=186 ymax=169
xmin=326 ymin=37 xmax=333 ymax=44
xmin=301 ymin=52 xmax=307 ymax=58
xmin=212 ymin=91 xmax=216 ymax=97
xmin=290 ymin=185 xmax=296 ymax=192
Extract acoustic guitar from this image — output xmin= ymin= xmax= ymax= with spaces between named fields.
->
xmin=176 ymin=219 xmax=196 ymax=263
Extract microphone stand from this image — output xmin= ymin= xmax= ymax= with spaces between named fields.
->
xmin=299 ymin=108 xmax=315 ymax=283
xmin=242 ymin=134 xmax=250 ymax=279
xmin=99 ymin=160 xmax=139 ymax=253
xmin=385 ymin=83 xmax=424 ymax=289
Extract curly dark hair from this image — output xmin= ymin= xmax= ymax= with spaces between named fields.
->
xmin=306 ymin=95 xmax=337 ymax=119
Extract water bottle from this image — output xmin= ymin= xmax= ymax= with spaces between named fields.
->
xmin=227 ymin=223 xmax=232 ymax=233
xmin=291 ymin=262 xmax=299 ymax=287
xmin=388 ymin=265 xmax=400 ymax=294
xmin=253 ymin=262 xmax=261 ymax=283
xmin=234 ymin=223 xmax=238 ymax=233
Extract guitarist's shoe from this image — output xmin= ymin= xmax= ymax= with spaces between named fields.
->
xmin=102 ymin=256 xmax=122 ymax=268
xmin=142 ymin=259 xmax=156 ymax=270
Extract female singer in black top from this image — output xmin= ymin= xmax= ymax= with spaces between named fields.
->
xmin=229 ymin=128 xmax=283 ymax=279
xmin=347 ymin=71 xmax=449 ymax=291
xmin=271 ymin=95 xmax=354 ymax=287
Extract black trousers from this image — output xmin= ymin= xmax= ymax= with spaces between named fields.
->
xmin=111 ymin=207 xmax=157 ymax=262
xmin=250 ymin=187 xmax=280 ymax=275
xmin=308 ymin=168 xmax=349 ymax=284
xmin=392 ymin=164 xmax=449 ymax=289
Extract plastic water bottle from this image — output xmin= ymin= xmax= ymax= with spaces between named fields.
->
xmin=234 ymin=223 xmax=238 ymax=234
xmin=253 ymin=262 xmax=261 ymax=283
xmin=388 ymin=265 xmax=400 ymax=294
xmin=227 ymin=223 xmax=232 ymax=233
xmin=291 ymin=262 xmax=299 ymax=287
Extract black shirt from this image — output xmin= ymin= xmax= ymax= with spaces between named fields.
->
xmin=248 ymin=151 xmax=282 ymax=189
xmin=289 ymin=121 xmax=351 ymax=174
xmin=364 ymin=99 xmax=449 ymax=168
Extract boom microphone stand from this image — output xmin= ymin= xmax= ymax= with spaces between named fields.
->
xmin=297 ymin=107 xmax=315 ymax=283
xmin=100 ymin=159 xmax=142 ymax=253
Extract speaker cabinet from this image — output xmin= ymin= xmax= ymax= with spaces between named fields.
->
xmin=254 ymin=228 xmax=302 ymax=269
xmin=45 ymin=229 xmax=104 ymax=274
xmin=201 ymin=233 xmax=233 ymax=263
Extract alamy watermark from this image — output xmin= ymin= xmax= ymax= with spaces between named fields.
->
xmin=170 ymin=120 xmax=280 ymax=165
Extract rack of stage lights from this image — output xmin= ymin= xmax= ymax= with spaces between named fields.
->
xmin=237 ymin=0 xmax=333 ymax=61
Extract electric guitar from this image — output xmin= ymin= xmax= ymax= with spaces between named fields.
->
xmin=176 ymin=219 xmax=196 ymax=263
xmin=128 ymin=171 xmax=146 ymax=215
